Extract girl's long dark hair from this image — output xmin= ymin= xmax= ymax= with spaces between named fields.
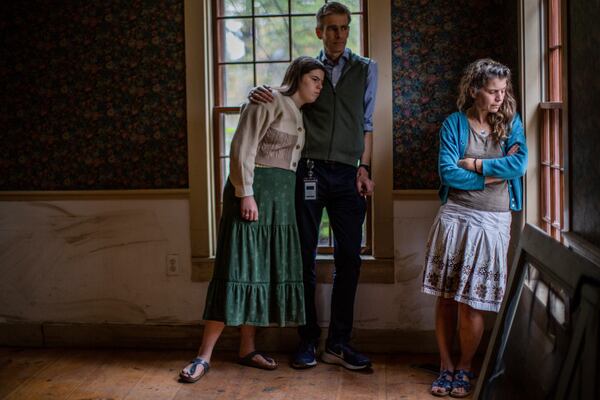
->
xmin=280 ymin=56 xmax=326 ymax=96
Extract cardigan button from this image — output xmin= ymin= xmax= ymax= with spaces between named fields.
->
xmin=296 ymin=144 xmax=301 ymax=149
xmin=297 ymin=127 xmax=303 ymax=132
xmin=292 ymin=162 xmax=297 ymax=167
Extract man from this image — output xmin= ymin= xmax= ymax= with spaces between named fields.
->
xmin=250 ymin=1 xmax=377 ymax=371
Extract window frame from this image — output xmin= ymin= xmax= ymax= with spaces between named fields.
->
xmin=538 ymin=0 xmax=567 ymax=242
xmin=210 ymin=0 xmax=371 ymax=254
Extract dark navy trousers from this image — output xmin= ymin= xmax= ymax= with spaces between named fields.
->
xmin=295 ymin=158 xmax=366 ymax=346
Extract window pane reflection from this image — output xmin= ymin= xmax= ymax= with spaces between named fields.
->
xmin=218 ymin=19 xmax=253 ymax=63
xmin=256 ymin=62 xmax=288 ymax=87
xmin=255 ymin=17 xmax=290 ymax=61
xmin=221 ymin=64 xmax=254 ymax=106
xmin=254 ymin=0 xmax=289 ymax=15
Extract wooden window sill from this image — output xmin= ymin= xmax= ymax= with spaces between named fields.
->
xmin=191 ymin=255 xmax=394 ymax=284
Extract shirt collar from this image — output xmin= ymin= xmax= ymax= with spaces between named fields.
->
xmin=318 ymin=48 xmax=351 ymax=66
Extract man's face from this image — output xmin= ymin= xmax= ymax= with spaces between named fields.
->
xmin=316 ymin=13 xmax=349 ymax=58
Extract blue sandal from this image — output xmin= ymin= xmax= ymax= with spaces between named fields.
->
xmin=179 ymin=357 xmax=210 ymax=383
xmin=431 ymin=369 xmax=453 ymax=397
xmin=450 ymin=369 xmax=475 ymax=398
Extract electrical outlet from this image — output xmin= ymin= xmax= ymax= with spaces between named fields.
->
xmin=166 ymin=254 xmax=182 ymax=276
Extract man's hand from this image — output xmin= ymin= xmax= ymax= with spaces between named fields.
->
xmin=356 ymin=168 xmax=375 ymax=196
xmin=248 ymin=85 xmax=274 ymax=104
xmin=240 ymin=196 xmax=258 ymax=221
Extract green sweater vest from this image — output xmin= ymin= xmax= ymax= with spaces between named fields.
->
xmin=302 ymin=52 xmax=370 ymax=166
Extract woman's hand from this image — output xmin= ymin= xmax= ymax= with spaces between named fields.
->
xmin=240 ymin=196 xmax=259 ymax=221
xmin=458 ymin=145 xmax=520 ymax=172
xmin=506 ymin=144 xmax=520 ymax=156
xmin=459 ymin=158 xmax=506 ymax=185
xmin=485 ymin=177 xmax=504 ymax=185
xmin=458 ymin=158 xmax=477 ymax=172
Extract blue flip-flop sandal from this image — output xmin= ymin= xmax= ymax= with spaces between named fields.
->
xmin=179 ymin=357 xmax=210 ymax=383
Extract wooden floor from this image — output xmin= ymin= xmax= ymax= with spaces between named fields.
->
xmin=0 ymin=347 xmax=475 ymax=399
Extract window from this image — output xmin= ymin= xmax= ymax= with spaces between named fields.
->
xmin=211 ymin=0 xmax=369 ymax=252
xmin=539 ymin=0 xmax=566 ymax=241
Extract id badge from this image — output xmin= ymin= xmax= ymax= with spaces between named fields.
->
xmin=304 ymin=178 xmax=317 ymax=200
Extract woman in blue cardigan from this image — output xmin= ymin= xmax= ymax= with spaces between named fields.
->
xmin=422 ymin=59 xmax=528 ymax=397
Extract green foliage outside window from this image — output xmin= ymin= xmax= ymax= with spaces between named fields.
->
xmin=218 ymin=1 xmax=363 ymax=106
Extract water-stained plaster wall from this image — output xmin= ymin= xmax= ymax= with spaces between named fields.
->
xmin=352 ymin=199 xmax=438 ymax=330
xmin=0 ymin=199 xmax=439 ymax=332
xmin=0 ymin=200 xmax=205 ymax=325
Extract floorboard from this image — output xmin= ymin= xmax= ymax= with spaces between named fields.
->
xmin=0 ymin=348 xmax=475 ymax=399
xmin=3 ymin=350 xmax=108 ymax=400
xmin=0 ymin=348 xmax=63 ymax=399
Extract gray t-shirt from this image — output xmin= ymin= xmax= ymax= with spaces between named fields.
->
xmin=448 ymin=126 xmax=510 ymax=212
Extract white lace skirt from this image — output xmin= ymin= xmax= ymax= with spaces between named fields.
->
xmin=421 ymin=200 xmax=512 ymax=312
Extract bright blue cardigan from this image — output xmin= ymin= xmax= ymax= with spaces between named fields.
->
xmin=438 ymin=111 xmax=528 ymax=211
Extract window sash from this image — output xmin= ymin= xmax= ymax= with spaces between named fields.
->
xmin=211 ymin=1 xmax=370 ymax=252
xmin=539 ymin=0 xmax=566 ymax=241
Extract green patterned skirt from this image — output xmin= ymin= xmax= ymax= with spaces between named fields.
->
xmin=203 ymin=167 xmax=305 ymax=326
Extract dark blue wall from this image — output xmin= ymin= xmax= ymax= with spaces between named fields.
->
xmin=569 ymin=0 xmax=600 ymax=247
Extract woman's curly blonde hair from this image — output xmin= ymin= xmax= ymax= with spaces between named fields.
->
xmin=457 ymin=58 xmax=516 ymax=142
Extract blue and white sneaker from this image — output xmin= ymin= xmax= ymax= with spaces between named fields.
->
xmin=321 ymin=342 xmax=371 ymax=370
xmin=291 ymin=341 xmax=317 ymax=369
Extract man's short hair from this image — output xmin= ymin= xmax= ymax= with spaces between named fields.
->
xmin=316 ymin=1 xmax=352 ymax=29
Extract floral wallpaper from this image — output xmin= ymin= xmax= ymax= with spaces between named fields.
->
xmin=391 ymin=0 xmax=515 ymax=190
xmin=0 ymin=0 xmax=187 ymax=190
